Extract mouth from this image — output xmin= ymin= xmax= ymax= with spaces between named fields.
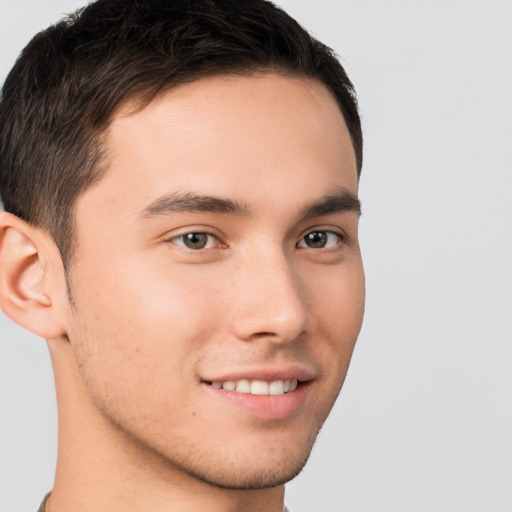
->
xmin=204 ymin=378 xmax=298 ymax=396
xmin=203 ymin=377 xmax=309 ymax=420
xmin=200 ymin=365 xmax=315 ymax=419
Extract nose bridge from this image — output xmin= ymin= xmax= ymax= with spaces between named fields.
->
xmin=229 ymin=244 xmax=308 ymax=342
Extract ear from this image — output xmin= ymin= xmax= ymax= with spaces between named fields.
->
xmin=0 ymin=212 xmax=68 ymax=339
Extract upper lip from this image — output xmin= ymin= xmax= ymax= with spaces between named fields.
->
xmin=201 ymin=364 xmax=316 ymax=383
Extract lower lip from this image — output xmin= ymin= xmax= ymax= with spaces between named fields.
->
xmin=203 ymin=382 xmax=310 ymax=420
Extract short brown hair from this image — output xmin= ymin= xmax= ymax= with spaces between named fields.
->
xmin=0 ymin=0 xmax=362 ymax=267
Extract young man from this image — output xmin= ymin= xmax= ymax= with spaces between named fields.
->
xmin=0 ymin=1 xmax=365 ymax=511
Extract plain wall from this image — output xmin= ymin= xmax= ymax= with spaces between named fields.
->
xmin=1 ymin=1 xmax=511 ymax=511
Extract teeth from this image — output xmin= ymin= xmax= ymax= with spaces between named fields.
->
xmin=269 ymin=380 xmax=284 ymax=395
xmin=223 ymin=380 xmax=236 ymax=391
xmin=209 ymin=379 xmax=299 ymax=395
xmin=236 ymin=379 xmax=251 ymax=393
xmin=251 ymin=380 xmax=269 ymax=395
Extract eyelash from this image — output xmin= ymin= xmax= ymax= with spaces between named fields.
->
xmin=169 ymin=229 xmax=344 ymax=251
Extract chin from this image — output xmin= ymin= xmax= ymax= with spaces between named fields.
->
xmin=167 ymin=427 xmax=320 ymax=491
xmin=184 ymin=449 xmax=313 ymax=490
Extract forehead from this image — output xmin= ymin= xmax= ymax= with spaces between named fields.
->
xmin=78 ymin=73 xmax=358 ymax=222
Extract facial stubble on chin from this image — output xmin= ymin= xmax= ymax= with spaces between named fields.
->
xmin=181 ymin=383 xmax=346 ymax=490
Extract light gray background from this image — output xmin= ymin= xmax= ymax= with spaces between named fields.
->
xmin=1 ymin=1 xmax=511 ymax=511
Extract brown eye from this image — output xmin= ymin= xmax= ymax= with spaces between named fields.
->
xmin=305 ymin=231 xmax=327 ymax=248
xmin=298 ymin=231 xmax=341 ymax=249
xmin=172 ymin=232 xmax=216 ymax=249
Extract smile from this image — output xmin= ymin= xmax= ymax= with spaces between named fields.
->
xmin=206 ymin=379 xmax=299 ymax=395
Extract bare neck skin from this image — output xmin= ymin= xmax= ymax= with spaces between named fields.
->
xmin=47 ymin=341 xmax=285 ymax=512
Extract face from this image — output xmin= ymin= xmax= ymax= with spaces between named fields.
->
xmin=65 ymin=73 xmax=365 ymax=489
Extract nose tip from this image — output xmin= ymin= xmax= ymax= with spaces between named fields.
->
xmin=229 ymin=255 xmax=309 ymax=344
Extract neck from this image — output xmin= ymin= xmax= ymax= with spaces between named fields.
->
xmin=47 ymin=341 xmax=285 ymax=512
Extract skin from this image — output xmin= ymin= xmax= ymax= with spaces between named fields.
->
xmin=0 ymin=73 xmax=364 ymax=512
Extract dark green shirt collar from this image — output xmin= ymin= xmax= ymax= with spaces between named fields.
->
xmin=37 ymin=493 xmax=50 ymax=512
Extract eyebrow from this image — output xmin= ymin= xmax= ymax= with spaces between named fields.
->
xmin=140 ymin=191 xmax=250 ymax=218
xmin=299 ymin=190 xmax=361 ymax=220
xmin=139 ymin=189 xmax=361 ymax=220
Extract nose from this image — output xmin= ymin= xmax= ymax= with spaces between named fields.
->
xmin=228 ymin=248 xmax=309 ymax=344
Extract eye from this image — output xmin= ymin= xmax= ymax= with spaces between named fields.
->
xmin=170 ymin=232 xmax=219 ymax=250
xmin=298 ymin=230 xmax=342 ymax=249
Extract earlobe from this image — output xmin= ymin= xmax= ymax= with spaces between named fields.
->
xmin=0 ymin=212 xmax=68 ymax=339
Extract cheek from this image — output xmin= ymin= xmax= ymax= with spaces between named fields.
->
xmin=67 ymin=259 xmax=224 ymax=401
xmin=308 ymin=263 xmax=365 ymax=366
